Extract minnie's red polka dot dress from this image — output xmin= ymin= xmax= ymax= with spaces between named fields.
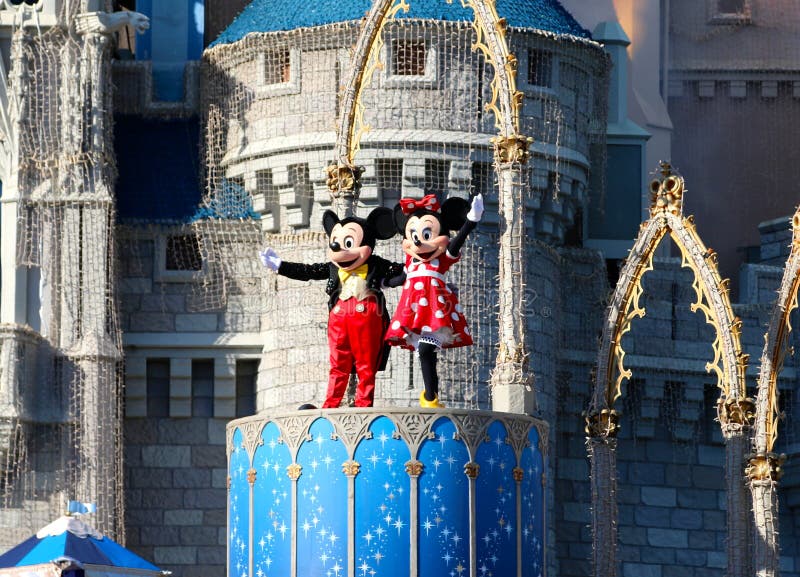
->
xmin=385 ymin=252 xmax=472 ymax=350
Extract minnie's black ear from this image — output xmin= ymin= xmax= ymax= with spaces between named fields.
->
xmin=367 ymin=207 xmax=396 ymax=240
xmin=393 ymin=204 xmax=410 ymax=236
xmin=322 ymin=210 xmax=340 ymax=236
xmin=441 ymin=197 xmax=470 ymax=231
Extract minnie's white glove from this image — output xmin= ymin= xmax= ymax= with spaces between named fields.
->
xmin=259 ymin=248 xmax=282 ymax=271
xmin=466 ymin=193 xmax=484 ymax=222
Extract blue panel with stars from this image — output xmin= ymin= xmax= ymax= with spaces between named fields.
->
xmin=417 ymin=417 xmax=470 ymax=577
xmin=253 ymin=422 xmax=292 ymax=577
xmin=229 ymin=427 xmax=250 ymax=577
xmin=296 ymin=418 xmax=349 ymax=577
xmin=520 ymin=427 xmax=544 ymax=577
xmin=475 ymin=420 xmax=517 ymax=577
xmin=353 ymin=416 xmax=411 ymax=577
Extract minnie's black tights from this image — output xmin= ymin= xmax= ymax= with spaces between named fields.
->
xmin=418 ymin=342 xmax=439 ymax=401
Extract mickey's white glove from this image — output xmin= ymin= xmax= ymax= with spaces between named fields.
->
xmin=259 ymin=248 xmax=282 ymax=271
xmin=466 ymin=193 xmax=484 ymax=222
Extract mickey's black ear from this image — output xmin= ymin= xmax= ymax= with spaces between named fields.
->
xmin=441 ymin=197 xmax=470 ymax=231
xmin=367 ymin=207 xmax=396 ymax=240
xmin=393 ymin=204 xmax=409 ymax=235
xmin=322 ymin=210 xmax=340 ymax=236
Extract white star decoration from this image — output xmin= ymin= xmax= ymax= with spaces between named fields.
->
xmin=422 ymin=518 xmax=433 ymax=535
xmin=235 ymin=424 xmax=548 ymax=577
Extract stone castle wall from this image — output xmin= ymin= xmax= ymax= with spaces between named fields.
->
xmin=553 ymin=251 xmax=800 ymax=577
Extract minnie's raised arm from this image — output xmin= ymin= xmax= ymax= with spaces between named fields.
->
xmin=447 ymin=194 xmax=484 ymax=257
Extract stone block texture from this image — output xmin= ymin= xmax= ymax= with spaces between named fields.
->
xmin=125 ymin=417 xmax=228 ymax=577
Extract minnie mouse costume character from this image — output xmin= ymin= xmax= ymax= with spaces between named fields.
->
xmin=385 ymin=193 xmax=484 ymax=408
xmin=259 ymin=208 xmax=402 ymax=408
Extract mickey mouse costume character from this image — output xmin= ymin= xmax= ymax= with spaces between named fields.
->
xmin=385 ymin=193 xmax=484 ymax=408
xmin=259 ymin=208 xmax=402 ymax=408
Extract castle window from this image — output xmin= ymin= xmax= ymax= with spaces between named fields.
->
xmin=393 ymin=40 xmax=426 ymax=76
xmin=264 ymin=49 xmax=291 ymax=85
xmin=155 ymin=228 xmax=205 ymax=283
xmin=192 ymin=359 xmax=214 ymax=418
xmin=718 ymin=0 xmax=746 ymax=14
xmin=256 ymin=168 xmax=278 ymax=208
xmin=424 ymin=159 xmax=450 ymax=203
xmin=527 ymin=50 xmax=553 ymax=88
xmin=376 ymin=159 xmax=403 ymax=208
xmin=257 ymin=48 xmax=301 ymax=97
xmin=384 ymin=35 xmax=439 ymax=87
xmin=288 ymin=163 xmax=313 ymax=201
xmin=709 ymin=0 xmax=750 ymax=23
xmin=146 ymin=358 xmax=170 ymax=417
xmin=165 ymin=234 xmax=202 ymax=271
xmin=236 ymin=359 xmax=258 ymax=417
xmin=470 ymin=161 xmax=494 ymax=197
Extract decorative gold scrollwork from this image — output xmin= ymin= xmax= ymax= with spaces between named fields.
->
xmin=405 ymin=460 xmax=424 ymax=478
xmin=584 ymin=409 xmax=621 ymax=438
xmin=464 ymin=462 xmax=480 ymax=479
xmin=793 ymin=212 xmax=800 ymax=250
xmin=448 ymin=0 xmax=524 ymax=134
xmin=326 ymin=164 xmax=363 ymax=196
xmin=649 ymin=161 xmax=685 ymax=216
xmin=286 ymin=463 xmax=302 ymax=481
xmin=247 ymin=468 xmax=257 ymax=485
xmin=512 ymin=467 xmax=524 ymax=483
xmin=718 ymin=396 xmax=756 ymax=428
xmin=497 ymin=341 xmax=527 ymax=364
xmin=492 ymin=134 xmax=532 ymax=165
xmin=342 ymin=460 xmax=361 ymax=477
xmin=746 ymin=452 xmax=786 ymax=482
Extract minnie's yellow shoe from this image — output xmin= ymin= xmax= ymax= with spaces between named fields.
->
xmin=419 ymin=390 xmax=445 ymax=408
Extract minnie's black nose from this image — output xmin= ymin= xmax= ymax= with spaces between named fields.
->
xmin=329 ymin=242 xmax=341 ymax=252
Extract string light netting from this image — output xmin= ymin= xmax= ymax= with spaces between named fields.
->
xmin=2 ymin=2 xmax=125 ymax=542
xmin=197 ymin=2 xmax=607 ymax=411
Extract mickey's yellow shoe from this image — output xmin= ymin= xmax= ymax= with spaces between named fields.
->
xmin=419 ymin=390 xmax=445 ymax=408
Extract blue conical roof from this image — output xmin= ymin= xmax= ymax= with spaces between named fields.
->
xmin=0 ymin=516 xmax=162 ymax=573
xmin=210 ymin=0 xmax=590 ymax=47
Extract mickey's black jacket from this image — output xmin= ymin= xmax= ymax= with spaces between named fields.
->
xmin=277 ymin=255 xmax=404 ymax=370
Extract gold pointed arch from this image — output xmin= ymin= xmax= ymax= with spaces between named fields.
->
xmin=753 ymin=209 xmax=800 ymax=458
xmin=328 ymin=0 xmax=526 ymax=206
xmin=746 ymin=209 xmax=798 ymax=577
xmin=586 ymin=162 xmax=750 ymax=435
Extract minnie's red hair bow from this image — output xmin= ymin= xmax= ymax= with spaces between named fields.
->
xmin=399 ymin=194 xmax=440 ymax=215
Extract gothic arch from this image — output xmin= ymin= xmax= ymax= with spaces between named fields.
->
xmin=747 ymin=208 xmax=800 ymax=576
xmin=585 ymin=163 xmax=753 ymax=577
xmin=326 ymin=0 xmax=527 ymax=213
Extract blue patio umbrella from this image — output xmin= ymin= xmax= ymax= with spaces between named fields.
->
xmin=0 ymin=516 xmax=167 ymax=577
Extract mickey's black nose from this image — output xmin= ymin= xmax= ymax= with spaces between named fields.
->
xmin=413 ymin=238 xmax=422 ymax=247
xmin=329 ymin=241 xmax=342 ymax=252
